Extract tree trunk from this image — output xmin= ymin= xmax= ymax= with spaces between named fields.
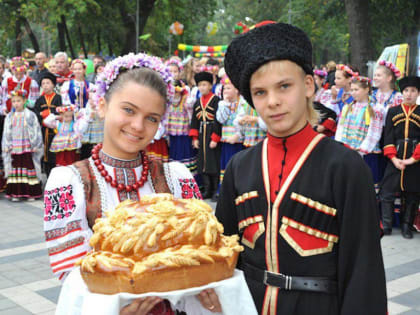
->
xmin=15 ymin=17 xmax=22 ymax=56
xmin=57 ymin=21 xmax=66 ymax=51
xmin=21 ymin=17 xmax=40 ymax=52
xmin=78 ymin=25 xmax=87 ymax=58
xmin=108 ymin=41 xmax=114 ymax=56
xmin=97 ymin=31 xmax=102 ymax=53
xmin=344 ymin=0 xmax=373 ymax=74
xmin=61 ymin=15 xmax=75 ymax=59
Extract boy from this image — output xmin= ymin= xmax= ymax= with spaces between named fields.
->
xmin=203 ymin=22 xmax=386 ymax=314
xmin=33 ymin=72 xmax=62 ymax=176
xmin=189 ymin=71 xmax=221 ymax=201
xmin=381 ymin=76 xmax=420 ymax=238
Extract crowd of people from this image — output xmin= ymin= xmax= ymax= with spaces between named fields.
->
xmin=0 ymin=20 xmax=418 ymax=314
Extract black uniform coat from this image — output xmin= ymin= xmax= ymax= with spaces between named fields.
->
xmin=216 ymin=134 xmax=387 ymax=315
xmin=383 ymin=104 xmax=420 ymax=192
xmin=33 ymin=93 xmax=62 ymax=164
xmin=190 ymin=94 xmax=222 ymax=175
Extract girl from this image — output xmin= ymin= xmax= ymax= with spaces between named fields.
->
xmin=233 ymin=101 xmax=266 ymax=148
xmin=324 ymin=64 xmax=356 ymax=115
xmin=81 ymin=84 xmax=104 ymax=154
xmin=43 ymin=105 xmax=88 ymax=166
xmin=60 ymin=59 xmax=91 ymax=159
xmin=166 ymin=57 xmax=183 ymax=81
xmin=163 ymin=79 xmax=197 ymax=176
xmin=145 ymin=121 xmax=169 ymax=162
xmin=2 ymin=89 xmax=43 ymax=201
xmin=216 ymin=76 xmax=244 ymax=187
xmin=335 ymin=76 xmax=383 ymax=185
xmin=45 ymin=53 xmax=202 ymax=314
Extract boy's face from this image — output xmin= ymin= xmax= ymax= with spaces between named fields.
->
xmin=41 ymin=79 xmax=54 ymax=93
xmin=250 ymin=60 xmax=314 ymax=138
xmin=402 ymin=86 xmax=419 ymax=105
xmin=11 ymin=96 xmax=25 ymax=112
xmin=198 ymin=81 xmax=212 ymax=96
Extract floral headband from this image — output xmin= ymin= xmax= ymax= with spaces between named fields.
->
xmin=95 ymin=53 xmax=174 ymax=106
xmin=352 ymin=76 xmax=371 ymax=85
xmin=378 ymin=60 xmax=401 ymax=79
xmin=57 ymin=105 xmax=76 ymax=113
xmin=9 ymin=89 xmax=27 ymax=98
xmin=200 ymin=65 xmax=217 ymax=73
xmin=10 ymin=57 xmax=29 ymax=73
xmin=71 ymin=59 xmax=87 ymax=69
xmin=314 ymin=69 xmax=327 ymax=78
xmin=165 ymin=58 xmax=183 ymax=71
xmin=336 ymin=64 xmax=358 ymax=77
xmin=221 ymin=75 xmax=231 ymax=85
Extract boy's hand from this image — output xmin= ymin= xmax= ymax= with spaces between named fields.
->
xmin=315 ymin=124 xmax=326 ymax=133
xmin=197 ymin=289 xmax=222 ymax=313
xmin=391 ymin=157 xmax=405 ymax=170
xmin=401 ymin=157 xmax=416 ymax=166
xmin=209 ymin=140 xmax=217 ymax=149
xmin=119 ymin=297 xmax=163 ymax=315
xmin=192 ymin=139 xmax=199 ymax=149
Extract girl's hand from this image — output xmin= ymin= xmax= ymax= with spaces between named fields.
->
xmin=197 ymin=289 xmax=222 ymax=313
xmin=402 ymin=157 xmax=416 ymax=166
xmin=209 ymin=140 xmax=217 ymax=149
xmin=119 ymin=297 xmax=163 ymax=315
xmin=193 ymin=139 xmax=199 ymax=149
xmin=391 ymin=157 xmax=405 ymax=170
xmin=331 ymin=85 xmax=338 ymax=99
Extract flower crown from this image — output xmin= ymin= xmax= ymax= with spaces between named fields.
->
xmin=9 ymin=89 xmax=27 ymax=98
xmin=95 ymin=53 xmax=174 ymax=106
xmin=352 ymin=75 xmax=371 ymax=85
xmin=71 ymin=59 xmax=87 ymax=69
xmin=336 ymin=64 xmax=358 ymax=77
xmin=378 ymin=60 xmax=401 ymax=79
xmin=200 ymin=65 xmax=217 ymax=73
xmin=221 ymin=75 xmax=231 ymax=85
xmin=314 ymin=69 xmax=327 ymax=78
xmin=57 ymin=105 xmax=76 ymax=113
xmin=165 ymin=58 xmax=183 ymax=71
xmin=10 ymin=57 xmax=29 ymax=73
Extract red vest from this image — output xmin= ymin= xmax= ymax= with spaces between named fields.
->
xmin=6 ymin=76 xmax=32 ymax=112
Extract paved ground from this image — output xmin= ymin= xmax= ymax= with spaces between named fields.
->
xmin=0 ymin=195 xmax=419 ymax=314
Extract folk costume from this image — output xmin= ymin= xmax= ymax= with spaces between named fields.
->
xmin=233 ymin=102 xmax=267 ymax=147
xmin=55 ymin=69 xmax=74 ymax=88
xmin=380 ymin=76 xmax=420 ymax=238
xmin=33 ymin=72 xmax=62 ymax=176
xmin=2 ymin=102 xmax=43 ymax=199
xmin=1 ymin=75 xmax=39 ymax=112
xmin=189 ymin=71 xmax=222 ymax=199
xmin=81 ymin=91 xmax=104 ymax=155
xmin=220 ymin=21 xmax=387 ymax=314
xmin=312 ymin=101 xmax=337 ymax=137
xmin=146 ymin=122 xmax=169 ymax=162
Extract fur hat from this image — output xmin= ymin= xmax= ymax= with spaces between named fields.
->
xmin=40 ymin=71 xmax=57 ymax=86
xmin=194 ymin=71 xmax=213 ymax=85
xmin=398 ymin=76 xmax=420 ymax=92
xmin=224 ymin=22 xmax=313 ymax=107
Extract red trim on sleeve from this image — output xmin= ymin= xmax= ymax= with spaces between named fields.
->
xmin=41 ymin=109 xmax=51 ymax=119
xmin=413 ymin=144 xmax=420 ymax=160
xmin=211 ymin=132 xmax=221 ymax=143
xmin=322 ymin=118 xmax=337 ymax=133
xmin=189 ymin=128 xmax=199 ymax=137
xmin=383 ymin=145 xmax=397 ymax=159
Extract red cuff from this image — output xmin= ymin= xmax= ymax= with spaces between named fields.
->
xmin=189 ymin=128 xmax=199 ymax=138
xmin=322 ymin=118 xmax=337 ymax=132
xmin=413 ymin=144 xmax=420 ymax=160
xmin=383 ymin=145 xmax=397 ymax=159
xmin=41 ymin=109 xmax=51 ymax=119
xmin=211 ymin=133 xmax=221 ymax=143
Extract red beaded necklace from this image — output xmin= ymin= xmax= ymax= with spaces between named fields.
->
xmin=91 ymin=143 xmax=149 ymax=192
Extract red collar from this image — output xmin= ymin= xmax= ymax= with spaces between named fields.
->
xmin=267 ymin=123 xmax=317 ymax=150
xmin=201 ymin=92 xmax=214 ymax=107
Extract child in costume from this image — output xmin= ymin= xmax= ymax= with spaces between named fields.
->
xmin=380 ymin=76 xmax=420 ymax=238
xmin=335 ymin=76 xmax=383 ymax=186
xmin=189 ymin=71 xmax=222 ymax=200
xmin=211 ymin=21 xmax=386 ymax=314
xmin=33 ymin=72 xmax=62 ymax=176
xmin=216 ymin=75 xmax=244 ymax=187
xmin=43 ymin=105 xmax=88 ymax=166
xmin=234 ymin=101 xmax=266 ymax=147
xmin=164 ymin=79 xmax=197 ymax=176
xmin=145 ymin=122 xmax=169 ymax=162
xmin=2 ymin=89 xmax=43 ymax=201
xmin=45 ymin=53 xmax=202 ymax=314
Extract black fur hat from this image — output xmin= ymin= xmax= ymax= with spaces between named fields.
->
xmin=398 ymin=76 xmax=420 ymax=92
xmin=194 ymin=71 xmax=213 ymax=85
xmin=225 ymin=22 xmax=313 ymax=107
xmin=40 ymin=71 xmax=57 ymax=86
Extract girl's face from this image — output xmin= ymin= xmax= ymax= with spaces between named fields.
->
xmin=334 ymin=70 xmax=351 ymax=89
xmin=62 ymin=111 xmax=74 ymax=122
xmin=41 ymin=79 xmax=54 ymax=94
xmin=223 ymin=83 xmax=238 ymax=102
xmin=168 ymin=65 xmax=180 ymax=80
xmin=193 ymin=60 xmax=201 ymax=74
xmin=11 ymin=96 xmax=25 ymax=112
xmin=350 ymin=83 xmax=369 ymax=102
xmin=48 ymin=61 xmax=57 ymax=74
xmin=14 ymin=70 xmax=25 ymax=81
xmin=373 ymin=67 xmax=392 ymax=89
xmin=314 ymin=75 xmax=323 ymax=89
xmin=72 ymin=63 xmax=85 ymax=80
xmin=98 ymin=81 xmax=166 ymax=160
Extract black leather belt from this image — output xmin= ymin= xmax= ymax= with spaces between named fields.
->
xmin=242 ymin=262 xmax=337 ymax=295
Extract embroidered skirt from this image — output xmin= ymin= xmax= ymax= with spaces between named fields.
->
xmin=168 ymin=135 xmax=197 ymax=176
xmin=6 ymin=152 xmax=42 ymax=198
xmin=82 ymin=119 xmax=104 ymax=144
xmin=146 ymin=139 xmax=169 ymax=162
xmin=56 ymin=150 xmax=80 ymax=166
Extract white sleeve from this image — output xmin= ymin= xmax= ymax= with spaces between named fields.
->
xmin=44 ymin=166 xmax=93 ymax=282
xmin=258 ymin=117 xmax=267 ymax=131
xmin=27 ymin=79 xmax=40 ymax=108
xmin=60 ymin=81 xmax=71 ymax=105
xmin=74 ymin=110 xmax=89 ymax=136
xmin=166 ymin=161 xmax=202 ymax=200
xmin=43 ymin=113 xmax=58 ymax=129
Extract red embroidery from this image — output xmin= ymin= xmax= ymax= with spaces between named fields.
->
xmin=44 ymin=185 xmax=76 ymax=221
xmin=179 ymin=178 xmax=202 ymax=199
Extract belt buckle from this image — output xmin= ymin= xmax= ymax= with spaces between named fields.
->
xmin=263 ymin=270 xmax=293 ymax=290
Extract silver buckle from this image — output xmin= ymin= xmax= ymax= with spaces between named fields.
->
xmin=263 ymin=270 xmax=293 ymax=290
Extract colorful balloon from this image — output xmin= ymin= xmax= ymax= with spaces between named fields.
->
xmin=169 ymin=21 xmax=184 ymax=36
xmin=206 ymin=22 xmax=218 ymax=36
xmin=83 ymin=59 xmax=94 ymax=75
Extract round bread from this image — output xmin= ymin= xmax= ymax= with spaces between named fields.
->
xmin=77 ymin=194 xmax=243 ymax=295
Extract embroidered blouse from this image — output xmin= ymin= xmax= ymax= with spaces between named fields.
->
xmin=216 ymin=98 xmax=243 ymax=142
xmin=61 ymin=80 xmax=89 ymax=109
xmin=234 ymin=102 xmax=267 ymax=147
xmin=164 ymin=92 xmax=192 ymax=136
